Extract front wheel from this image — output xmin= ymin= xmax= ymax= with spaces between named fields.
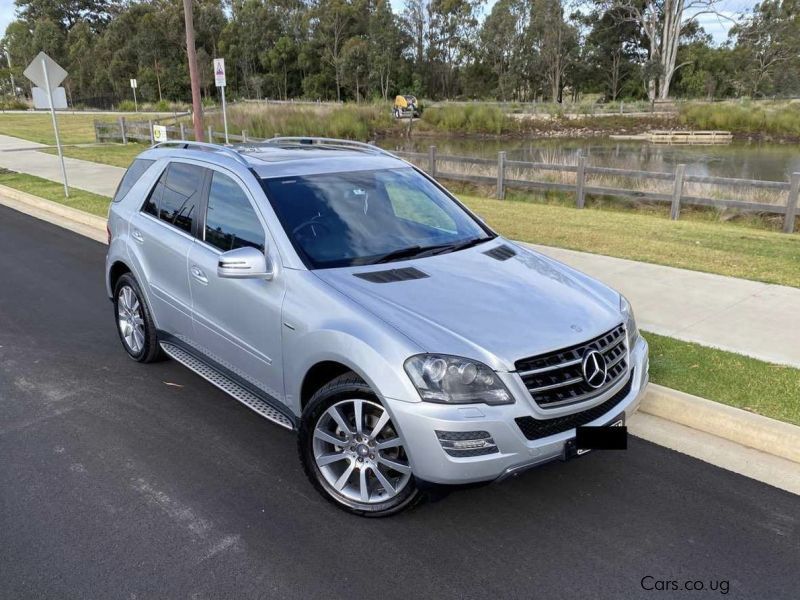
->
xmin=298 ymin=373 xmax=421 ymax=516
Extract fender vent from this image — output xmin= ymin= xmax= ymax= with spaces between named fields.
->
xmin=483 ymin=245 xmax=517 ymax=261
xmin=353 ymin=267 xmax=429 ymax=283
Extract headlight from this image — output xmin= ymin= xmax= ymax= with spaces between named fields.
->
xmin=620 ymin=295 xmax=639 ymax=347
xmin=404 ymin=354 xmax=514 ymax=405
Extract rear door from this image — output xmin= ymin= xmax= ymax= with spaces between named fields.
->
xmin=187 ymin=169 xmax=286 ymax=401
xmin=129 ymin=160 xmax=208 ymax=340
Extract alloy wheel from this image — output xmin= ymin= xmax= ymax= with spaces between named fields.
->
xmin=312 ymin=399 xmax=412 ymax=504
xmin=117 ymin=285 xmax=145 ymax=355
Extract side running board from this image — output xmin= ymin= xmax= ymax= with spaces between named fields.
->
xmin=160 ymin=342 xmax=295 ymax=431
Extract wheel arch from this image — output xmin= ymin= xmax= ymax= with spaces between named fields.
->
xmin=108 ymin=260 xmax=132 ymax=294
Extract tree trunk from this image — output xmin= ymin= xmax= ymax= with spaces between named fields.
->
xmin=154 ymin=58 xmax=163 ymax=102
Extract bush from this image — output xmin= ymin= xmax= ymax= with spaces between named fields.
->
xmin=203 ymin=101 xmax=394 ymax=140
xmin=421 ymin=104 xmax=511 ymax=134
xmin=0 ymin=97 xmax=29 ymax=110
xmin=152 ymin=99 xmax=171 ymax=112
xmin=117 ymin=99 xmax=136 ymax=112
xmin=679 ymin=102 xmax=800 ymax=136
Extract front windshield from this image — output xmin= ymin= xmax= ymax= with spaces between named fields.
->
xmin=261 ymin=167 xmax=493 ymax=269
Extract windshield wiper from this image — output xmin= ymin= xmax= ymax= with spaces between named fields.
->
xmin=372 ymin=245 xmax=425 ymax=264
xmin=429 ymin=236 xmax=493 ymax=256
xmin=372 ymin=242 xmax=459 ymax=264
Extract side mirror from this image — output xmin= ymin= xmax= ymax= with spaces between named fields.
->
xmin=217 ymin=246 xmax=274 ymax=280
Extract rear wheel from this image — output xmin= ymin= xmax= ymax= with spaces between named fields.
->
xmin=113 ymin=273 xmax=162 ymax=363
xmin=298 ymin=373 xmax=421 ymax=516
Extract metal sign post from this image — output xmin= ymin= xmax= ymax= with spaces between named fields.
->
xmin=130 ymin=78 xmax=138 ymax=111
xmin=24 ymin=52 xmax=69 ymax=197
xmin=214 ymin=58 xmax=228 ymax=144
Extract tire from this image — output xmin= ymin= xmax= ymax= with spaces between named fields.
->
xmin=298 ymin=372 xmax=422 ymax=517
xmin=113 ymin=273 xmax=163 ymax=363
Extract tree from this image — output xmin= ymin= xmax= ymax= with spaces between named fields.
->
xmin=607 ymin=0 xmax=733 ymax=100
xmin=529 ymin=0 xmax=579 ymax=102
xmin=731 ymin=0 xmax=800 ymax=97
xmin=426 ymin=0 xmax=480 ymax=97
xmin=312 ymin=0 xmax=356 ymax=101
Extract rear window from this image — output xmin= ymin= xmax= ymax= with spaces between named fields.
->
xmin=113 ymin=159 xmax=155 ymax=203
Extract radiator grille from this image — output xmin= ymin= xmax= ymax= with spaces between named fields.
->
xmin=515 ymin=324 xmax=628 ymax=408
xmin=515 ymin=372 xmax=633 ymax=441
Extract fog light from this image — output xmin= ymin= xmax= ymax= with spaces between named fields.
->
xmin=435 ymin=430 xmax=499 ymax=457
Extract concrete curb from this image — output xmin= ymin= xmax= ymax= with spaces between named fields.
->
xmin=639 ymin=384 xmax=800 ymax=465
xmin=1 ymin=184 xmax=798 ymax=470
xmin=0 ymin=184 xmax=108 ymax=244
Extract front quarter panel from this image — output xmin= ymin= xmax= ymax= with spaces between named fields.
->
xmin=281 ymin=270 xmax=424 ymax=417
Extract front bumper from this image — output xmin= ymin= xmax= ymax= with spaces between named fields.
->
xmin=386 ymin=336 xmax=649 ymax=485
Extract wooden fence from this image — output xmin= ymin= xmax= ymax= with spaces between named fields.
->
xmin=94 ymin=120 xmax=800 ymax=234
xmin=393 ymin=146 xmax=800 ymax=234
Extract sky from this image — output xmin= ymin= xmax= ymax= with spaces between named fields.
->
xmin=0 ymin=0 xmax=756 ymax=56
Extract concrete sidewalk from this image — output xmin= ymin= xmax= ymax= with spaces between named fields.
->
xmin=530 ymin=243 xmax=800 ymax=368
xmin=0 ymin=134 xmax=124 ymax=197
xmin=0 ymin=132 xmax=797 ymax=368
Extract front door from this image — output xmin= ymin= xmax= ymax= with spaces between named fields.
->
xmin=188 ymin=169 xmax=286 ymax=402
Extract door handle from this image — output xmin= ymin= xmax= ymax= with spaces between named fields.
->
xmin=131 ymin=229 xmax=144 ymax=243
xmin=190 ymin=265 xmax=208 ymax=284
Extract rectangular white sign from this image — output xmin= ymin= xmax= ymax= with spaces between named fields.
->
xmin=213 ymin=58 xmax=226 ymax=87
xmin=152 ymin=124 xmax=168 ymax=143
xmin=32 ymin=86 xmax=68 ymax=109
xmin=130 ymin=78 xmax=137 ymax=89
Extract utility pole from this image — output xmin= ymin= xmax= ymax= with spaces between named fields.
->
xmin=182 ymin=0 xmax=204 ymax=141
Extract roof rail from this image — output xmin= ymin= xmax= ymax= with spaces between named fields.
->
xmin=152 ymin=141 xmax=250 ymax=167
xmin=260 ymin=137 xmax=396 ymax=158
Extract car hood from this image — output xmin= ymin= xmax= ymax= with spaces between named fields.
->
xmin=313 ymin=240 xmax=623 ymax=371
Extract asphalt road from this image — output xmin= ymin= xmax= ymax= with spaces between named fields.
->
xmin=1 ymin=205 xmax=798 ymax=600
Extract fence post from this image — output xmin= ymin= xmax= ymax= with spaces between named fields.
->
xmin=207 ymin=125 xmax=213 ymax=143
xmin=783 ymin=172 xmax=800 ymax=233
xmin=671 ymin=164 xmax=686 ymax=220
xmin=428 ymin=145 xmax=437 ymax=178
xmin=242 ymin=130 xmax=248 ymax=143
xmin=620 ymin=101 xmax=624 ymax=115
xmin=575 ymin=153 xmax=586 ymax=208
xmin=118 ymin=116 xmax=127 ymax=144
xmin=179 ymin=123 xmax=186 ymax=140
xmin=148 ymin=120 xmax=154 ymax=144
xmin=496 ymin=151 xmax=506 ymax=200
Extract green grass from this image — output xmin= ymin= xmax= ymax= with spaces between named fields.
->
xmin=0 ymin=112 xmax=109 ymax=145
xmin=458 ymin=194 xmax=800 ymax=288
xmin=0 ymin=170 xmax=111 ymax=217
xmin=40 ymin=143 xmax=145 ymax=168
xmin=0 ymin=112 xmax=165 ymax=145
xmin=646 ymin=331 xmax=800 ymax=426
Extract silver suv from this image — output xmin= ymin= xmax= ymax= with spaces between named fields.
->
xmin=106 ymin=138 xmax=649 ymax=516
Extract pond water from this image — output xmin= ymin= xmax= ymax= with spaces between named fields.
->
xmin=377 ymin=136 xmax=800 ymax=183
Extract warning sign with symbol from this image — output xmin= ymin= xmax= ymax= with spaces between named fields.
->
xmin=213 ymin=58 xmax=226 ymax=87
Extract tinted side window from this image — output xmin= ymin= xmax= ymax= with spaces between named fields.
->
xmin=142 ymin=167 xmax=165 ymax=217
xmin=113 ymin=158 xmax=155 ymax=203
xmin=159 ymin=162 xmax=205 ymax=233
xmin=205 ymin=172 xmax=265 ymax=252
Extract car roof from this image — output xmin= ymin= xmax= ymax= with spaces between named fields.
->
xmin=136 ymin=138 xmax=409 ymax=179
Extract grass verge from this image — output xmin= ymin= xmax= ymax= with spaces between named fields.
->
xmin=645 ymin=331 xmax=800 ymax=427
xmin=40 ymin=143 xmax=145 ymax=168
xmin=0 ymin=170 xmax=110 ymax=217
xmin=458 ymin=194 xmax=800 ymax=288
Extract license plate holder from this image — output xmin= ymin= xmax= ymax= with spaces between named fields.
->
xmin=562 ymin=412 xmax=626 ymax=460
